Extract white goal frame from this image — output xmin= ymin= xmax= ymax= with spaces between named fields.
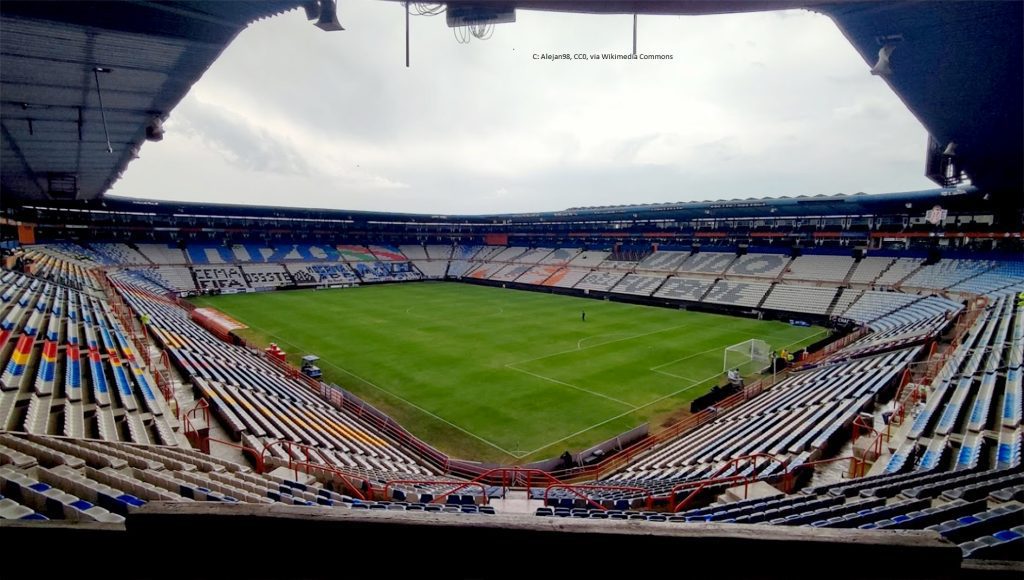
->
xmin=723 ymin=339 xmax=772 ymax=375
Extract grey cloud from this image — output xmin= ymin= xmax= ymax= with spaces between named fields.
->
xmin=174 ymin=98 xmax=310 ymax=175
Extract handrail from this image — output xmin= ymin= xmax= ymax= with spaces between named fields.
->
xmin=283 ymin=460 xmax=371 ymax=501
xmin=259 ymin=439 xmax=371 ymax=501
xmin=181 ymin=398 xmax=211 ymax=452
xmin=382 ymin=479 xmax=489 ymax=505
xmin=543 ymin=484 xmax=652 ymax=512
xmin=851 ymin=413 xmax=889 ymax=470
xmin=182 ymin=398 xmax=209 ymax=437
xmin=433 ymin=467 xmax=560 ymax=494
xmin=205 ymin=437 xmax=266 ymax=473
xmin=669 ymin=453 xmax=790 ymax=512
xmin=787 ymin=454 xmax=865 ymax=480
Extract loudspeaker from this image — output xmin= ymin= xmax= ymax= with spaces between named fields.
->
xmin=870 ymin=44 xmax=895 ymax=76
xmin=315 ymin=0 xmax=344 ymax=31
xmin=145 ymin=117 xmax=164 ymax=141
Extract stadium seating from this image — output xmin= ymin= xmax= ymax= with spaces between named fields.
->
xmin=136 ymin=244 xmax=187 ymax=265
xmin=848 ymin=257 xmax=895 ymax=285
xmin=653 ymin=277 xmax=714 ymax=302
xmin=2 ymin=248 xmax=1023 ymax=573
xmin=186 ymin=244 xmax=234 ymax=265
xmin=240 ymin=263 xmax=293 ymax=289
xmin=545 ymin=267 xmax=593 ymax=288
xmin=567 ymin=251 xmax=609 ymax=268
xmin=678 ymin=252 xmax=735 ymax=275
xmin=0 ymin=274 xmax=177 ymax=444
xmin=762 ymin=285 xmax=839 ymax=315
xmin=368 ymin=245 xmax=406 ymax=262
xmin=703 ymin=280 xmax=772 ymax=308
xmin=489 ymin=263 xmax=533 ymax=282
xmin=412 ymin=260 xmax=448 ymax=280
xmin=399 ymin=245 xmax=428 ymax=260
xmin=112 ymin=280 xmax=435 ymax=478
xmin=902 ymin=259 xmax=994 ymax=291
xmin=783 ymin=255 xmax=856 ymax=283
xmin=286 ymin=263 xmax=359 ymax=286
xmin=576 ymin=271 xmax=626 ymax=292
xmin=539 ymin=248 xmax=581 ymax=265
xmin=191 ymin=265 xmax=248 ymax=292
xmin=638 ymin=251 xmax=691 ymax=272
xmin=425 ymin=245 xmax=454 ymax=260
xmin=726 ymin=253 xmax=789 ymax=279
xmin=874 ymin=258 xmax=923 ymax=287
xmin=517 ymin=265 xmax=563 ymax=285
xmin=91 ymin=243 xmax=149 ymax=265
xmin=612 ymin=274 xmax=668 ymax=296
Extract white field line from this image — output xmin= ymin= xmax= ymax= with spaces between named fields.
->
xmin=576 ymin=333 xmax=633 ymax=350
xmin=504 ymin=365 xmax=638 ymax=409
xmin=649 ymin=343 xmax=735 ymax=372
xmin=518 ymin=370 xmax=721 ymax=457
xmin=651 ymin=369 xmax=703 ymax=382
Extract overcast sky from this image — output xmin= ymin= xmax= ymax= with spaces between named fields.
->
xmin=108 ymin=1 xmax=935 ymax=214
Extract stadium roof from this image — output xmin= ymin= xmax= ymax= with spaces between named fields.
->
xmin=1 ymin=1 xmax=1020 ymax=206
xmin=0 ymin=1 xmax=304 ymax=203
xmin=13 ymin=186 xmax=989 ymax=225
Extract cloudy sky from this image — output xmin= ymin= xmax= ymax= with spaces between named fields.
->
xmin=109 ymin=1 xmax=935 ymax=214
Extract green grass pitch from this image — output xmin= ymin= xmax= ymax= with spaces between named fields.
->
xmin=191 ymin=282 xmax=826 ymax=463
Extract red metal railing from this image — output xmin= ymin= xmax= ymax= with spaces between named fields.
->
xmin=205 ymin=437 xmax=266 ymax=473
xmin=182 ymin=398 xmax=210 ymax=452
xmin=100 ymin=274 xmax=181 ymax=414
xmin=800 ymin=327 xmax=870 ymax=367
xmin=259 ymin=439 xmax=372 ymax=501
xmin=669 ymin=453 xmax=789 ymax=512
xmin=788 ymin=454 xmax=865 ymax=482
xmin=850 ymin=413 xmax=889 ymax=469
xmin=279 ymin=460 xmax=371 ymax=501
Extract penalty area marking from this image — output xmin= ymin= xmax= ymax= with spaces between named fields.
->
xmin=518 ymin=369 xmax=722 ymax=457
xmin=576 ymin=332 xmax=634 ymax=350
xmin=522 ymin=330 xmax=830 ymax=457
xmin=504 ymin=365 xmax=638 ymax=409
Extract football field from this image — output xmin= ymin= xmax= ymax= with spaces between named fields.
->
xmin=191 ymin=282 xmax=826 ymax=463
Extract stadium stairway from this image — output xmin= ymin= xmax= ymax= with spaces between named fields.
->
xmin=825 ymin=288 xmax=847 ymax=317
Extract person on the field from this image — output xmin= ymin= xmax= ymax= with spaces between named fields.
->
xmin=581 ymin=310 xmax=586 ymax=322
xmin=727 ymin=368 xmax=742 ymax=387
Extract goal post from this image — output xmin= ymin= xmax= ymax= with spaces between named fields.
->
xmin=723 ymin=339 xmax=772 ymax=376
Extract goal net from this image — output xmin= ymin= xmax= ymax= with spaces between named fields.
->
xmin=723 ymin=339 xmax=772 ymax=376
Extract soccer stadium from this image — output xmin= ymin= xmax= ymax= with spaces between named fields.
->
xmin=0 ymin=1 xmax=1022 ymax=578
